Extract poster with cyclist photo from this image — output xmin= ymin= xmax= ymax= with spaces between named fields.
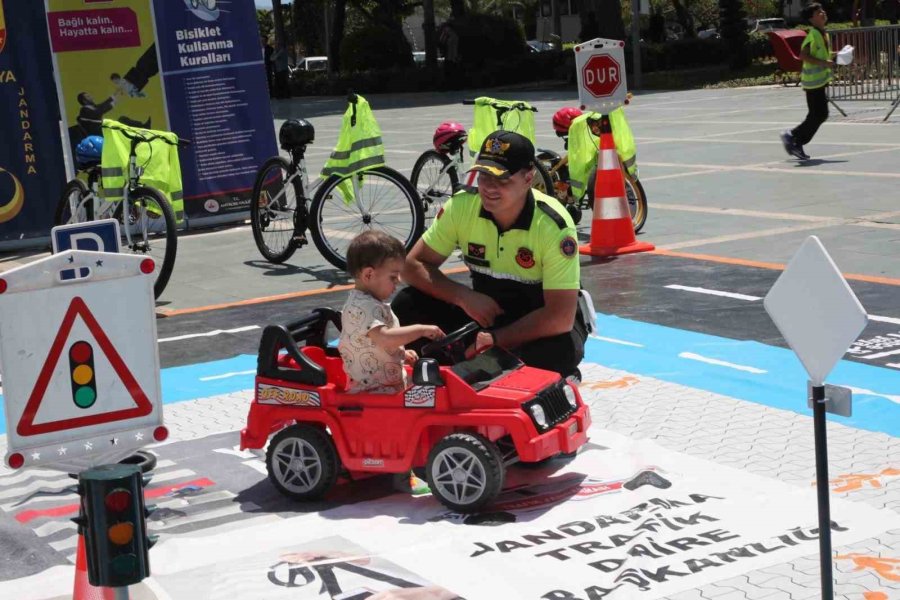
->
xmin=44 ymin=0 xmax=169 ymax=171
xmin=0 ymin=0 xmax=67 ymax=246
xmin=152 ymin=0 xmax=278 ymax=223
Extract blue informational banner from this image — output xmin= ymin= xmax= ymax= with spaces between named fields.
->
xmin=0 ymin=1 xmax=67 ymax=246
xmin=152 ymin=0 xmax=278 ymax=223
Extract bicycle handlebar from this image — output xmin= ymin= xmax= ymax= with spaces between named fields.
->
xmin=461 ymin=99 xmax=538 ymax=112
xmin=103 ymin=123 xmax=190 ymax=147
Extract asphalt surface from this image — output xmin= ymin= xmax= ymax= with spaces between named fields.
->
xmin=0 ymin=85 xmax=898 ymax=596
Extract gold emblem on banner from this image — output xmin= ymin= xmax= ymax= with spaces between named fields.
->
xmin=0 ymin=167 xmax=24 ymax=223
xmin=0 ymin=0 xmax=7 ymax=55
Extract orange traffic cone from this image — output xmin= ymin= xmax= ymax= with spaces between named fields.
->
xmin=73 ymin=534 xmax=119 ymax=600
xmin=579 ymin=116 xmax=654 ymax=257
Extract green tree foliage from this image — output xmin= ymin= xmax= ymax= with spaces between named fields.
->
xmin=341 ymin=24 xmax=414 ymax=71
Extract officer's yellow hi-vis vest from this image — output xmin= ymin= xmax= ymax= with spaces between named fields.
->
xmin=468 ymin=97 xmax=537 ymax=158
xmin=567 ymin=108 xmax=637 ymax=201
xmin=320 ymin=95 xmax=385 ymax=203
xmin=100 ymin=120 xmax=185 ymax=223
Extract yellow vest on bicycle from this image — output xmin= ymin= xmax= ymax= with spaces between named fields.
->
xmin=468 ymin=97 xmax=537 ymax=159
xmin=567 ymin=108 xmax=637 ymax=201
xmin=321 ymin=95 xmax=385 ymax=203
xmin=100 ymin=119 xmax=185 ymax=223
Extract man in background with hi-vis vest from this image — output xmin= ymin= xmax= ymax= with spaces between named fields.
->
xmin=392 ymin=130 xmax=588 ymax=379
xmin=781 ymin=3 xmax=835 ymax=161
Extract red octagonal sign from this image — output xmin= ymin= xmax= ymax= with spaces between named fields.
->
xmin=582 ymin=54 xmax=622 ymax=98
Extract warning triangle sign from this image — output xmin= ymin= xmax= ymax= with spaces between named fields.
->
xmin=17 ymin=296 xmax=153 ymax=436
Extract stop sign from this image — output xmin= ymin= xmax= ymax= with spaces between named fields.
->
xmin=581 ymin=55 xmax=621 ymax=98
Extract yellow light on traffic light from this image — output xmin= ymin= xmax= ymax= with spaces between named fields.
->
xmin=108 ymin=522 xmax=134 ymax=545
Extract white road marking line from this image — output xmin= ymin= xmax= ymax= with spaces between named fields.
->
xmin=846 ymin=386 xmax=900 ymax=405
xmin=0 ymin=477 xmax=76 ymax=501
xmin=666 ymin=285 xmax=900 ymax=330
xmin=34 ymin=520 xmax=77 ymax=538
xmin=860 ymin=348 xmax=900 ymax=360
xmin=49 ymin=537 xmax=79 ymax=552
xmin=159 ymin=325 xmax=260 ymax=343
xmin=1 ymin=493 xmax=79 ymax=512
xmin=665 ymin=284 xmax=762 ymax=301
xmin=200 ymin=370 xmax=256 ymax=382
xmin=659 ymin=220 xmax=841 ymax=250
xmin=868 ymin=315 xmax=900 ymax=326
xmin=0 ymin=469 xmax=68 ymax=487
xmin=678 ymin=352 xmax=767 ymax=374
xmin=887 ymin=362 xmax=900 ymax=369
xmin=591 ymin=335 xmax=644 ymax=348
xmin=651 ymin=203 xmax=837 ymax=223
xmin=149 ymin=503 xmax=258 ymax=531
xmin=156 ymin=490 xmax=236 ymax=509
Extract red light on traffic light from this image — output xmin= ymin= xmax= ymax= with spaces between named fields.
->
xmin=105 ymin=489 xmax=131 ymax=512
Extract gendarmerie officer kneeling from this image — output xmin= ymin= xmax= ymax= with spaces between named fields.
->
xmin=392 ymin=130 xmax=588 ymax=379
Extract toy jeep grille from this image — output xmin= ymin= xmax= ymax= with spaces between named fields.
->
xmin=534 ymin=382 xmax=575 ymax=428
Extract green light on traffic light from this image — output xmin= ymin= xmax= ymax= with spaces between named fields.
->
xmin=110 ymin=554 xmax=137 ymax=577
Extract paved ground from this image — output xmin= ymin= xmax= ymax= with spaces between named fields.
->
xmin=0 ymin=85 xmax=898 ymax=599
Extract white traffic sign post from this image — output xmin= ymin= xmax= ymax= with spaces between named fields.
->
xmin=574 ymin=38 xmax=628 ymax=114
xmin=0 ymin=250 xmax=166 ymax=473
xmin=764 ymin=236 xmax=868 ymax=600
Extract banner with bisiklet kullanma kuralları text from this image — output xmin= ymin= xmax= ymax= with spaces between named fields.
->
xmin=152 ymin=0 xmax=277 ymax=223
xmin=0 ymin=1 xmax=67 ymax=247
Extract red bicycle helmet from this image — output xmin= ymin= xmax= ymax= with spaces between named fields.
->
xmin=432 ymin=121 xmax=467 ymax=152
xmin=552 ymin=107 xmax=583 ymax=137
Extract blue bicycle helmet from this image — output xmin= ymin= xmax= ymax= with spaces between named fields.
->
xmin=75 ymin=135 xmax=104 ymax=165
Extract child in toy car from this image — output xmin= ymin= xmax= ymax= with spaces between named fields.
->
xmin=338 ymin=231 xmax=444 ymax=393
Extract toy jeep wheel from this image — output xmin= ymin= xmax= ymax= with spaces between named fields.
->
xmin=426 ymin=433 xmax=504 ymax=513
xmin=266 ymin=424 xmax=338 ymax=500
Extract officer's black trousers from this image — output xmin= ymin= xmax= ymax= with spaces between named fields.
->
xmin=792 ymin=86 xmax=829 ymax=147
xmin=391 ymin=287 xmax=585 ymax=377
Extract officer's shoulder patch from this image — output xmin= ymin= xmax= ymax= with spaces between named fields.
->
xmin=560 ymin=236 xmax=578 ymax=258
xmin=536 ymin=201 xmax=567 ymax=230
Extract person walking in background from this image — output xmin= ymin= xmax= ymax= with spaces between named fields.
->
xmin=271 ymin=40 xmax=290 ymax=99
xmin=781 ymin=3 xmax=835 ymax=161
xmin=263 ymin=38 xmax=275 ymax=97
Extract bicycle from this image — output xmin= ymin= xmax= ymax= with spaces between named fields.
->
xmin=537 ymin=110 xmax=648 ymax=232
xmin=251 ymin=94 xmax=423 ymax=270
xmin=410 ymin=98 xmax=555 ymax=219
xmin=55 ymin=121 xmax=187 ymax=299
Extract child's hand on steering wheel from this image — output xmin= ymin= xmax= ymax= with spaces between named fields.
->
xmin=465 ymin=331 xmax=495 ymax=359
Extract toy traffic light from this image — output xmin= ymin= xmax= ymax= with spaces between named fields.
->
xmin=69 ymin=341 xmax=97 ymax=409
xmin=77 ymin=464 xmax=156 ymax=587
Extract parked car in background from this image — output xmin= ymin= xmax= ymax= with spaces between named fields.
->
xmin=412 ymin=51 xmax=445 ymax=66
xmin=296 ymin=56 xmax=328 ymax=72
xmin=527 ymin=40 xmax=556 ymax=53
xmin=697 ymin=28 xmax=721 ymax=40
xmin=751 ymin=18 xmax=787 ymax=33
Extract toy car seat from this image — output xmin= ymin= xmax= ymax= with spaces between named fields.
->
xmin=768 ymin=30 xmax=806 ymax=86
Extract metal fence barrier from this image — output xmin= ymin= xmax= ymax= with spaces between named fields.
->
xmin=829 ymin=25 xmax=900 ymax=121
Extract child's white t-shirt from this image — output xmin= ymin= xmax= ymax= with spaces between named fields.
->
xmin=338 ymin=289 xmax=407 ymax=393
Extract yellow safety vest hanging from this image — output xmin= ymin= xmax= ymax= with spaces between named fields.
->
xmin=801 ymin=28 xmax=832 ymax=90
xmin=566 ymin=108 xmax=638 ymax=200
xmin=100 ymin=119 xmax=185 ymax=223
xmin=320 ymin=95 xmax=385 ymax=203
xmin=467 ymin=97 xmax=537 ymax=158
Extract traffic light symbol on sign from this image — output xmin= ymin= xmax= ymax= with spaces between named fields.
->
xmin=69 ymin=341 xmax=97 ymax=409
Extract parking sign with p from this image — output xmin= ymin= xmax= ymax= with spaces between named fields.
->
xmin=51 ymin=219 xmax=121 ymax=280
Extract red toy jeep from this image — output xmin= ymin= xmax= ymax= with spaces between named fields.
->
xmin=240 ymin=308 xmax=591 ymax=512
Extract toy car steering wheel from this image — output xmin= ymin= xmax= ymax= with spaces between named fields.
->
xmin=421 ymin=321 xmax=481 ymax=363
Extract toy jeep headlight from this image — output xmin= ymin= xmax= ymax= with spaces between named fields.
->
xmin=529 ymin=404 xmax=548 ymax=428
xmin=563 ymin=384 xmax=577 ymax=408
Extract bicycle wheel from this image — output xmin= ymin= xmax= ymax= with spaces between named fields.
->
xmin=309 ymin=166 xmax=425 ymax=271
xmin=410 ymin=150 xmax=458 ymax=219
xmin=586 ymin=167 xmax=648 ymax=233
xmin=120 ymin=186 xmax=177 ymax=299
xmin=624 ymin=170 xmax=649 ymax=234
xmin=55 ymin=179 xmax=92 ymax=225
xmin=251 ymin=156 xmax=298 ymax=263
xmin=530 ymin=160 xmax=555 ymax=197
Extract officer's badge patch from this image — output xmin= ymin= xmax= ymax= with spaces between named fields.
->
xmin=516 ymin=247 xmax=535 ymax=268
xmin=485 ymin=139 xmax=511 ymax=154
xmin=560 ymin=236 xmax=577 ymax=257
xmin=467 ymin=243 xmax=486 ymax=258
